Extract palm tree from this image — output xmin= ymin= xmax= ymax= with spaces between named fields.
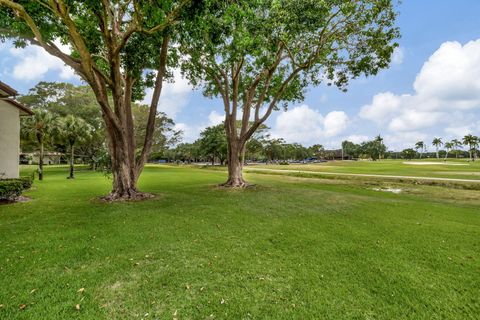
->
xmin=444 ymin=141 xmax=454 ymax=161
xmin=21 ymin=109 xmax=57 ymax=180
xmin=415 ymin=141 xmax=425 ymax=159
xmin=451 ymin=139 xmax=462 ymax=158
xmin=432 ymin=137 xmax=442 ymax=159
xmin=463 ymin=134 xmax=479 ymax=162
xmin=60 ymin=115 xmax=92 ymax=179
xmin=374 ymin=135 xmax=385 ymax=160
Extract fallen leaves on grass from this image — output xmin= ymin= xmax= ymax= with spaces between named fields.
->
xmin=77 ymin=288 xmax=85 ymax=293
xmin=75 ymin=304 xmax=81 ymax=310
xmin=19 ymin=304 xmax=26 ymax=310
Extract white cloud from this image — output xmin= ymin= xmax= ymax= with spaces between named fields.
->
xmin=142 ymin=69 xmax=192 ymax=119
xmin=359 ymin=39 xmax=480 ymax=141
xmin=208 ymin=110 xmax=224 ymax=126
xmin=392 ymin=47 xmax=404 ymax=65
xmin=323 ymin=111 xmax=349 ymax=137
xmin=413 ymin=41 xmax=480 ymax=103
xmin=384 ymin=131 xmax=428 ymax=150
xmin=272 ymin=104 xmax=349 ymax=145
xmin=359 ymin=91 xmax=405 ymax=124
xmin=174 ymin=122 xmax=202 ymax=143
xmin=9 ymin=40 xmax=77 ymax=81
xmin=344 ymin=135 xmax=369 ymax=144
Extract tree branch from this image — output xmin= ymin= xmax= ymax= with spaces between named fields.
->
xmin=135 ymin=35 xmax=171 ymax=176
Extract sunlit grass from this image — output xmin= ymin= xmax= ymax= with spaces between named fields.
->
xmin=0 ymin=165 xmax=478 ymax=319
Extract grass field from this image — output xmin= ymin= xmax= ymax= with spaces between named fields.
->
xmin=250 ymin=159 xmax=480 ymax=181
xmin=1 ymin=164 xmax=479 ymax=319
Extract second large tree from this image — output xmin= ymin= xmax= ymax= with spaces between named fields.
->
xmin=181 ymin=0 xmax=399 ymax=187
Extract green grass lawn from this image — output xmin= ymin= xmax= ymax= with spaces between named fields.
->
xmin=252 ymin=158 xmax=480 ymax=181
xmin=1 ymin=165 xmax=479 ymax=319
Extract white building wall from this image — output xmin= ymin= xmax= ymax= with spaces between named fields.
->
xmin=0 ymin=101 xmax=20 ymax=179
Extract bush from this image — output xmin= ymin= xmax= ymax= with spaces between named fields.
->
xmin=279 ymin=161 xmax=289 ymax=165
xmin=0 ymin=176 xmax=33 ymax=201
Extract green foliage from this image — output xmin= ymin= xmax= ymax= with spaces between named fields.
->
xmin=0 ymin=176 xmax=33 ymax=200
xmin=59 ymin=115 xmax=92 ymax=147
xmin=342 ymin=140 xmax=361 ymax=159
xmin=0 ymin=1 xmax=200 ymax=93
xmin=198 ymin=124 xmax=227 ymax=164
xmin=402 ymin=148 xmax=417 ymax=160
xmin=21 ymin=109 xmax=57 ymax=145
xmin=132 ymin=104 xmax=181 ymax=155
xmin=181 ymin=0 xmax=399 ymax=113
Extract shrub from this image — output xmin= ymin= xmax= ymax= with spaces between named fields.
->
xmin=0 ymin=176 xmax=33 ymax=201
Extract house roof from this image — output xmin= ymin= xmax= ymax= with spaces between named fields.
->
xmin=0 ymin=81 xmax=18 ymax=97
xmin=0 ymin=81 xmax=33 ymax=116
xmin=0 ymin=98 xmax=34 ymax=116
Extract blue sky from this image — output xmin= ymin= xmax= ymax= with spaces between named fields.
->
xmin=1 ymin=0 xmax=479 ymax=151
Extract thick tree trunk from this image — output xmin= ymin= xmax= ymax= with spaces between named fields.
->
xmin=38 ymin=142 xmax=44 ymax=181
xmin=68 ymin=145 xmax=75 ymax=179
xmin=102 ymin=124 xmax=146 ymax=201
xmin=222 ymin=138 xmax=248 ymax=188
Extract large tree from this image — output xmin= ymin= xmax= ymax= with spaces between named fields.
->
xmin=180 ymin=0 xmax=399 ymax=187
xmin=1 ymin=0 xmax=199 ymax=199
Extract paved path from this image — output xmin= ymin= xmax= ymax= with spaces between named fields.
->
xmin=244 ymin=167 xmax=480 ymax=183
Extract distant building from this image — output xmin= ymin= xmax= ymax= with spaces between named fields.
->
xmin=20 ymin=152 xmax=64 ymax=165
xmin=323 ymin=149 xmax=351 ymax=160
xmin=0 ymin=81 xmax=34 ymax=179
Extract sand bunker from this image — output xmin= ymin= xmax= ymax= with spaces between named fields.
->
xmin=403 ymin=161 xmax=468 ymax=166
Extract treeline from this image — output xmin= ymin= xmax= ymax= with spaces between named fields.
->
xmin=157 ymin=130 xmax=390 ymax=164
xmin=19 ymin=82 xmax=180 ymax=180
xmin=403 ymin=136 xmax=479 ymax=161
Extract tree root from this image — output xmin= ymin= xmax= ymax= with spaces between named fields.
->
xmin=219 ymin=179 xmax=254 ymax=188
xmin=98 ymin=190 xmax=155 ymax=202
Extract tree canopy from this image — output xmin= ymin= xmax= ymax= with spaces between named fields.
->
xmin=180 ymin=0 xmax=399 ymax=186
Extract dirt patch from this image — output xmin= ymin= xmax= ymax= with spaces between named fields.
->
xmin=372 ymin=187 xmax=403 ymax=194
xmin=0 ymin=195 xmax=32 ymax=205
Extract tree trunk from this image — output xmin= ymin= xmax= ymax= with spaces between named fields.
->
xmin=222 ymin=138 xmax=248 ymax=188
xmin=68 ymin=144 xmax=75 ymax=179
xmin=38 ymin=141 xmax=44 ymax=181
xmin=103 ymin=125 xmax=143 ymax=201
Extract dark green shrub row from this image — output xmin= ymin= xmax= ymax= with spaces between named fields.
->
xmin=0 ymin=176 xmax=34 ymax=201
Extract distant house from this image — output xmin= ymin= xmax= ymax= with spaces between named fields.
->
xmin=20 ymin=152 xmax=64 ymax=165
xmin=0 ymin=81 xmax=33 ymax=179
xmin=323 ymin=149 xmax=351 ymax=160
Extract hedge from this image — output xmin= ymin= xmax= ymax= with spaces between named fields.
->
xmin=0 ymin=176 xmax=33 ymax=201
